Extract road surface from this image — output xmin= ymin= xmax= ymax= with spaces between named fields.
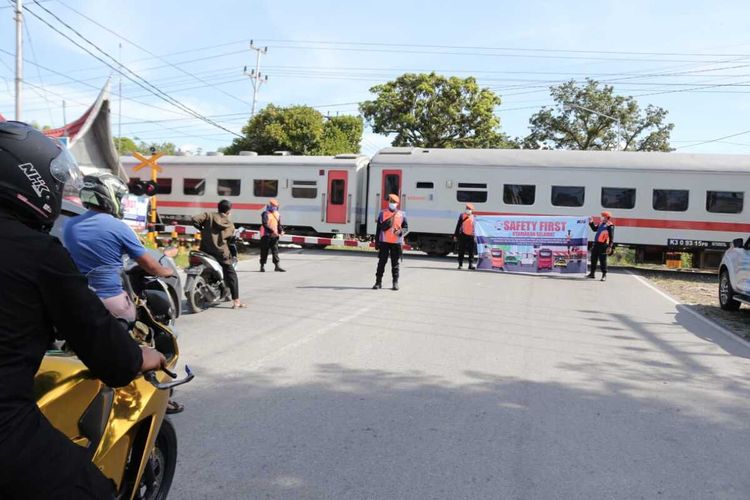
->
xmin=169 ymin=249 xmax=750 ymax=499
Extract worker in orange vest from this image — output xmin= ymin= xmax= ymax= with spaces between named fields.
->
xmin=373 ymin=194 xmax=409 ymax=291
xmin=259 ymin=199 xmax=285 ymax=272
xmin=587 ymin=211 xmax=615 ymax=281
xmin=453 ymin=203 xmax=476 ymax=269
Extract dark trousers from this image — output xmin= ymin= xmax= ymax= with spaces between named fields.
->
xmin=376 ymin=243 xmax=402 ymax=282
xmin=457 ymin=234 xmax=475 ymax=266
xmin=220 ymin=261 xmax=239 ymax=300
xmin=590 ymin=244 xmax=608 ymax=275
xmin=260 ymin=236 xmax=280 ymax=266
xmin=0 ymin=407 xmax=116 ymax=499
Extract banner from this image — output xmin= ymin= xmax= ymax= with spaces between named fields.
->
xmin=121 ymin=194 xmax=149 ymax=232
xmin=475 ymin=216 xmax=589 ymax=274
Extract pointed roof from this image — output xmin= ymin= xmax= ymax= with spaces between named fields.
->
xmin=43 ymin=79 xmax=126 ymax=179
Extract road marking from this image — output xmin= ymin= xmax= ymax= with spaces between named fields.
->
xmin=628 ymin=271 xmax=750 ymax=351
xmin=244 ymin=301 xmax=378 ymax=371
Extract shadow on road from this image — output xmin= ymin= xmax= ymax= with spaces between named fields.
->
xmin=171 ymin=363 xmax=750 ymax=500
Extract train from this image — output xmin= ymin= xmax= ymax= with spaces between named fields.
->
xmin=120 ymin=147 xmax=750 ymax=264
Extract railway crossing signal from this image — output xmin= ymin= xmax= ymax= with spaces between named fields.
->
xmin=132 ymin=151 xmax=164 ymax=243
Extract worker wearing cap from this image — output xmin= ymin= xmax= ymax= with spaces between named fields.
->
xmin=587 ymin=211 xmax=615 ymax=281
xmin=453 ymin=203 xmax=476 ymax=269
xmin=373 ymin=194 xmax=409 ymax=291
xmin=260 ymin=199 xmax=285 ymax=272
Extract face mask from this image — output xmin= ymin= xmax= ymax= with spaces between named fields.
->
xmin=465 ymin=210 xmax=472 ymax=215
xmin=269 ymin=206 xmax=277 ymax=212
xmin=388 ymin=203 xmax=397 ymax=211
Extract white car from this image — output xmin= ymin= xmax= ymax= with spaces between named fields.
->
xmin=719 ymin=236 xmax=750 ymax=311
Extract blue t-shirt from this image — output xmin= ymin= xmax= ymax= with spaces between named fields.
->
xmin=63 ymin=210 xmax=147 ymax=299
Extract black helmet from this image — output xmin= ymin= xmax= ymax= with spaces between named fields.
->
xmin=79 ymin=172 xmax=128 ymax=218
xmin=0 ymin=121 xmax=83 ymax=230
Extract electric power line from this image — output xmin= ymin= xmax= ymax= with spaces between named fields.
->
xmin=24 ymin=1 xmax=242 ymax=137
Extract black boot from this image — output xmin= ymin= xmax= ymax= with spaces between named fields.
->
xmin=372 ymin=281 xmax=382 ymax=290
xmin=260 ymin=264 xmax=265 ymax=272
xmin=274 ymin=264 xmax=286 ymax=272
xmin=586 ymin=273 xmax=596 ymax=279
xmin=392 ymin=281 xmax=399 ymax=291
xmin=468 ymin=263 xmax=475 ymax=270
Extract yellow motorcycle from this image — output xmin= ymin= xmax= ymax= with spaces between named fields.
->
xmin=34 ymin=299 xmax=193 ymax=499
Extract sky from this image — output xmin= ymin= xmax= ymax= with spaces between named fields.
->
xmin=2 ymin=0 xmax=750 ymax=156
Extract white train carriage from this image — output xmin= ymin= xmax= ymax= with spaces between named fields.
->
xmin=120 ymin=154 xmax=369 ymax=236
xmin=367 ymin=148 xmax=750 ymax=256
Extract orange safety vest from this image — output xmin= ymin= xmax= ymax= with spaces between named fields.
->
xmin=596 ymin=222 xmax=612 ymax=244
xmin=261 ymin=210 xmax=280 ymax=236
xmin=381 ymin=209 xmax=404 ymax=244
xmin=461 ymin=214 xmax=474 ymax=236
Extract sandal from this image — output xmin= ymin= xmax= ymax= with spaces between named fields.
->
xmin=232 ymin=303 xmax=248 ymax=309
xmin=166 ymin=400 xmax=184 ymax=415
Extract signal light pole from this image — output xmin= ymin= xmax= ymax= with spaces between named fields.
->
xmin=15 ymin=0 xmax=23 ymax=120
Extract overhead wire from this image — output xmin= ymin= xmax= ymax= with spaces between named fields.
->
xmin=24 ymin=1 xmax=242 ymax=137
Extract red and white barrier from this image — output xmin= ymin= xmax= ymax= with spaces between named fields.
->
xmin=151 ymin=224 xmax=412 ymax=250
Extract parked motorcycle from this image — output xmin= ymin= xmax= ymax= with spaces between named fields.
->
xmin=184 ymin=228 xmax=245 ymax=313
xmin=36 ymin=299 xmax=193 ymax=499
xmin=124 ymin=247 xmax=183 ymax=326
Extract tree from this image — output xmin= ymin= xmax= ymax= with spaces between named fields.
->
xmin=225 ymin=104 xmax=363 ymax=155
xmin=359 ymin=72 xmax=511 ymax=148
xmin=114 ymin=136 xmax=138 ymax=154
xmin=136 ymin=140 xmax=178 ymax=155
xmin=524 ymin=79 xmax=674 ymax=151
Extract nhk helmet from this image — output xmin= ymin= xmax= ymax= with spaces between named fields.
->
xmin=0 ymin=121 xmax=83 ymax=231
xmin=80 ymin=172 xmax=129 ymax=218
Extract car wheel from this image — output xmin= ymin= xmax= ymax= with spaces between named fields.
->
xmin=719 ymin=270 xmax=741 ymax=311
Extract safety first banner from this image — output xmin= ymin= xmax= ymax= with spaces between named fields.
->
xmin=122 ymin=194 xmax=149 ymax=232
xmin=475 ymin=216 xmax=589 ymax=274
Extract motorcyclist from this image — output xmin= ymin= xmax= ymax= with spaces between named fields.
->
xmin=0 ymin=121 xmax=166 ymax=499
xmin=192 ymin=199 xmax=246 ymax=309
xmin=63 ymin=172 xmax=175 ymax=323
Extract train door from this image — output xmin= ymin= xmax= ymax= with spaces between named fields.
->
xmin=380 ymin=169 xmax=402 ymax=210
xmin=326 ymin=170 xmax=348 ymax=224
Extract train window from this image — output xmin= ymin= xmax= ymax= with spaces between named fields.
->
xmin=330 ymin=179 xmax=345 ymax=205
xmin=458 ymin=183 xmax=487 ymax=189
xmin=253 ymin=179 xmax=277 ymax=197
xmin=183 ymin=178 xmax=205 ymax=196
xmin=383 ymin=174 xmax=400 ymax=200
xmin=416 ymin=182 xmax=434 ymax=189
xmin=551 ymin=186 xmax=585 ymax=207
xmin=457 ymin=190 xmax=487 ymax=203
xmin=292 ymin=180 xmax=317 ymax=199
xmin=601 ymin=187 xmax=636 ymax=209
xmin=653 ymin=189 xmax=689 ymax=212
xmin=218 ymin=179 xmax=241 ymax=196
xmin=504 ymin=184 xmax=536 ymax=205
xmin=156 ymin=178 xmax=172 ymax=195
xmin=706 ymin=191 xmax=744 ymax=214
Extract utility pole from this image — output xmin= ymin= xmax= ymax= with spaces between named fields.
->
xmin=243 ymin=40 xmax=268 ymax=118
xmin=118 ymin=42 xmax=123 ymax=151
xmin=14 ymin=0 xmax=23 ymax=121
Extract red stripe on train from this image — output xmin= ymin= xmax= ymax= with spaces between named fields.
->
xmin=474 ymin=211 xmax=750 ymax=233
xmin=159 ymin=201 xmax=266 ymax=210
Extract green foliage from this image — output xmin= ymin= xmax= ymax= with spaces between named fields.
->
xmin=114 ymin=136 xmax=138 ymax=154
xmin=225 ymin=105 xmax=363 ymax=155
xmin=524 ymin=79 xmax=674 ymax=151
xmin=114 ymin=137 xmax=177 ymax=156
xmin=360 ymin=72 xmax=511 ymax=148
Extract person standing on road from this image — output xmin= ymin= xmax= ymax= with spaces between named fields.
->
xmin=373 ymin=194 xmax=408 ymax=291
xmin=192 ymin=200 xmax=246 ymax=309
xmin=453 ymin=203 xmax=476 ymax=270
xmin=587 ymin=211 xmax=615 ymax=281
xmin=259 ymin=198 xmax=286 ymax=272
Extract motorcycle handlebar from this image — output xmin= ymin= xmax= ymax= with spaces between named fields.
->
xmin=144 ymin=365 xmax=194 ymax=390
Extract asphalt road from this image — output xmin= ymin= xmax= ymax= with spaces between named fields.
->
xmin=169 ymin=249 xmax=750 ymax=500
